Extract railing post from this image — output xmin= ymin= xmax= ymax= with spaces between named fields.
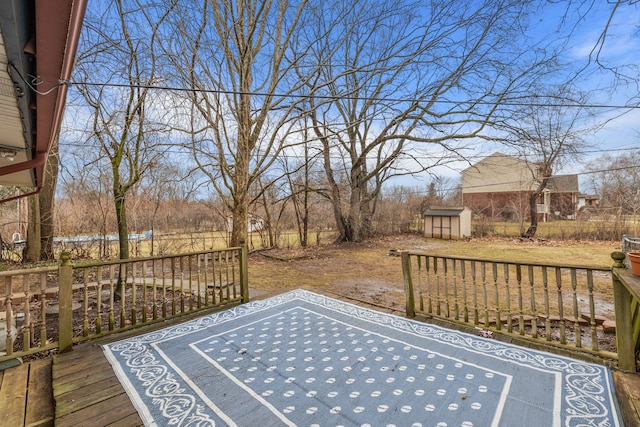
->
xmin=402 ymin=252 xmax=416 ymax=318
xmin=611 ymin=251 xmax=635 ymax=371
xmin=239 ymin=239 xmax=249 ymax=303
xmin=58 ymin=252 xmax=73 ymax=353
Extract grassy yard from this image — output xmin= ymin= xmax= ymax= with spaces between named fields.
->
xmin=247 ymin=235 xmax=622 ymax=309
xmin=421 ymin=237 xmax=619 ymax=268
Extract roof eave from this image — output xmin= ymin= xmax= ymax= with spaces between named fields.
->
xmin=0 ymin=0 xmax=87 ymax=194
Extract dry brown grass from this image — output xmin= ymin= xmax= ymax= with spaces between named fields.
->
xmin=247 ymin=234 xmax=621 ymax=310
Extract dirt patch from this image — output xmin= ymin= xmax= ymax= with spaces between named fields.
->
xmin=248 ymin=234 xmax=430 ymax=306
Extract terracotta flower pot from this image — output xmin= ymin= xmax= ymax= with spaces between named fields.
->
xmin=628 ymin=252 xmax=640 ymax=276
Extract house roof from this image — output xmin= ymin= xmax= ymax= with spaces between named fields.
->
xmin=546 ymin=174 xmax=579 ymax=193
xmin=460 ymin=152 xmax=532 ymax=175
xmin=461 ymin=152 xmax=579 ymax=194
xmin=0 ymin=0 xmax=87 ymax=200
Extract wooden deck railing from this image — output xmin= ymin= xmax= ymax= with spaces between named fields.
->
xmin=611 ymin=251 xmax=640 ymax=371
xmin=402 ymin=251 xmax=617 ymax=364
xmin=0 ymin=244 xmax=248 ymax=362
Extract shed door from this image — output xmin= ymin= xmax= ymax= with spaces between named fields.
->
xmin=432 ymin=216 xmax=452 ymax=239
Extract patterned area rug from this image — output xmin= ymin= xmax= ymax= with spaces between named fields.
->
xmin=103 ymin=289 xmax=621 ymax=426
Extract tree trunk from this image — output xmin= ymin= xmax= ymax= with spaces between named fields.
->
xmin=342 ymin=168 xmax=374 ymax=242
xmin=231 ymin=203 xmax=247 ymax=247
xmin=22 ymin=195 xmax=41 ymax=262
xmin=523 ymin=192 xmax=539 ymax=238
xmin=114 ymin=192 xmax=129 ymax=300
xmin=39 ymin=145 xmax=58 ymax=260
xmin=115 ymin=194 xmax=130 ymax=260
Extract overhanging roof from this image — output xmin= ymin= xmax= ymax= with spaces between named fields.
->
xmin=0 ymin=0 xmax=86 ymax=199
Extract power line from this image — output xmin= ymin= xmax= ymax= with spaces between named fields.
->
xmin=66 ymin=80 xmax=640 ymax=110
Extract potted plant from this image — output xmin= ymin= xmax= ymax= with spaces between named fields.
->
xmin=628 ymin=252 xmax=640 ymax=276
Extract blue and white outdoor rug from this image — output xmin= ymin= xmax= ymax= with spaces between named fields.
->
xmin=103 ymin=289 xmax=622 ymax=427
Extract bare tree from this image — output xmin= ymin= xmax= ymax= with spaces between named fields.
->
xmin=298 ymin=0 xmax=558 ymax=242
xmin=71 ymin=0 xmax=175 ymax=265
xmin=497 ymin=86 xmax=596 ymax=237
xmin=162 ymin=0 xmax=312 ymax=247
xmin=585 ymin=149 xmax=640 ymax=238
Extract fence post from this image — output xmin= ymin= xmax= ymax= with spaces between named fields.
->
xmin=402 ymin=252 xmax=416 ymax=318
xmin=611 ymin=251 xmax=635 ymax=371
xmin=58 ymin=252 xmax=73 ymax=353
xmin=239 ymin=239 xmax=249 ymax=303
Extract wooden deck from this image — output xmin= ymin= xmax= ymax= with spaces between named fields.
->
xmin=0 ymin=358 xmax=53 ymax=427
xmin=53 ymin=345 xmax=143 ymax=426
xmin=1 ymin=292 xmax=640 ymax=426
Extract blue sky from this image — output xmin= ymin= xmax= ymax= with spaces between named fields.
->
xmin=61 ymin=0 xmax=640 ymax=197
xmin=405 ymin=0 xmax=640 ymax=189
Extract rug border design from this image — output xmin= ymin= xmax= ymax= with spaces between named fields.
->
xmin=102 ymin=289 xmax=621 ymax=427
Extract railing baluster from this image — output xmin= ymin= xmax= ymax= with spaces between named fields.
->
xmin=443 ymin=258 xmax=450 ymax=318
xmin=587 ymin=270 xmax=598 ymax=351
xmin=212 ymin=252 xmax=218 ymax=304
xmin=22 ymin=274 xmax=31 ymax=351
xmin=233 ymin=250 xmax=238 ymax=300
xmin=452 ymin=259 xmax=459 ymax=320
xmin=108 ymin=265 xmax=115 ymax=331
xmin=131 ymin=262 xmax=137 ymax=325
xmin=96 ymin=266 xmax=103 ymax=334
xmin=217 ymin=252 xmax=224 ymax=302
xmin=39 ymin=274 xmax=47 ymax=346
xmin=162 ymin=258 xmax=167 ymax=318
xmin=504 ymin=264 xmax=512 ymax=333
xmin=179 ymin=256 xmax=185 ymax=314
xmin=189 ymin=255 xmax=196 ymax=311
xmin=82 ymin=270 xmax=89 ymax=337
xmin=171 ymin=257 xmax=177 ymax=316
xmin=203 ymin=253 xmax=210 ymax=306
xmin=528 ymin=266 xmax=537 ymax=339
xmin=416 ymin=255 xmax=424 ymax=312
xmin=556 ymin=267 xmax=566 ymax=345
xmin=516 ymin=264 xmax=524 ymax=335
xmin=492 ymin=263 xmax=500 ymax=331
xmin=471 ymin=261 xmax=478 ymax=325
xmin=570 ymin=268 xmax=581 ymax=348
xmin=152 ymin=260 xmax=158 ymax=320
xmin=542 ymin=266 xmax=550 ymax=341
xmin=481 ymin=262 xmax=489 ymax=327
xmin=120 ymin=264 xmax=126 ymax=328
xmin=426 ymin=256 xmax=433 ymax=314
xmin=461 ymin=260 xmax=468 ymax=323
xmin=5 ymin=276 xmax=13 ymax=355
xmin=142 ymin=261 xmax=148 ymax=323
xmin=225 ymin=251 xmax=231 ymax=301
xmin=435 ymin=258 xmax=441 ymax=316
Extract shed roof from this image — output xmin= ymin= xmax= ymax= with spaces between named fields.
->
xmin=423 ymin=206 xmax=469 ymax=217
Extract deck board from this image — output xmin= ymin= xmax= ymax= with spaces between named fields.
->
xmin=0 ymin=363 xmax=28 ymax=426
xmin=0 ymin=358 xmax=53 ymax=427
xmin=53 ymin=344 xmax=142 ymax=425
xmin=54 ymin=391 xmax=141 ymax=427
xmin=612 ymin=369 xmax=640 ymax=427
xmin=24 ymin=358 xmax=53 ymax=427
